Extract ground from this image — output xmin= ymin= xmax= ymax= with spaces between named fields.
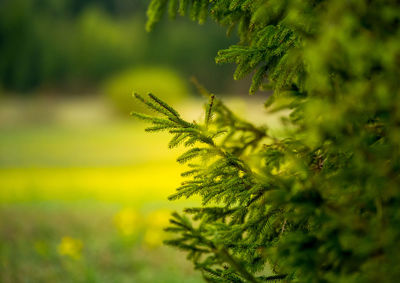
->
xmin=0 ymin=96 xmax=274 ymax=282
xmin=0 ymin=97 xmax=203 ymax=282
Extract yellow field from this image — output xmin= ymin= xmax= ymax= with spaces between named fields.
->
xmin=0 ymin=117 xmax=189 ymax=205
xmin=0 ymin=163 xmax=183 ymax=204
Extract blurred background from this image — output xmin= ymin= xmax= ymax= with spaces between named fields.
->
xmin=0 ymin=0 xmax=271 ymax=282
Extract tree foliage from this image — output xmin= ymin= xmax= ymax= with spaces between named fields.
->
xmin=133 ymin=0 xmax=400 ymax=282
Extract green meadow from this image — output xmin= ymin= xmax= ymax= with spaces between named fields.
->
xmin=0 ymin=99 xmax=203 ymax=282
xmin=0 ymin=96 xmax=276 ymax=282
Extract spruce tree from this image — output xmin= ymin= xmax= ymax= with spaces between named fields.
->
xmin=132 ymin=1 xmax=400 ymax=282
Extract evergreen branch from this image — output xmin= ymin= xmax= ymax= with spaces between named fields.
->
xmin=129 ymin=111 xmax=158 ymax=121
xmin=133 ymin=92 xmax=172 ymax=117
xmin=258 ymin=274 xmax=287 ymax=281
xmin=250 ymin=65 xmax=267 ymax=94
xmin=169 ymin=133 xmax=189 ymax=148
xmin=166 ymin=211 xmax=261 ymax=283
xmin=177 ymin=148 xmax=204 ymax=164
xmin=205 ymin=94 xmax=215 ymax=128
xmin=181 ymin=169 xmax=200 ymax=177
xmin=145 ymin=125 xmax=175 ymax=132
xmin=169 ymin=128 xmax=200 ymax=134
xmin=217 ymin=248 xmax=259 ymax=283
xmin=141 ymin=1 xmax=400 ymax=282
xmin=148 ymin=93 xmax=181 ymax=119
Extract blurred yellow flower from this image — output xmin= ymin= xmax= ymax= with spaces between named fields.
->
xmin=142 ymin=209 xmax=171 ymax=248
xmin=114 ymin=207 xmax=139 ymax=236
xmin=57 ymin=237 xmax=83 ymax=260
xmin=143 ymin=229 xmax=164 ymax=248
xmin=146 ymin=209 xmax=171 ymax=229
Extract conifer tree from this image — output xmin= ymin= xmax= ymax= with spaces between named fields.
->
xmin=132 ymin=1 xmax=400 ymax=282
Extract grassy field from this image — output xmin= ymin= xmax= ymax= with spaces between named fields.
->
xmin=0 ymin=96 xmax=278 ymax=282
xmin=0 ymin=204 xmax=202 ymax=283
xmin=0 ymin=97 xmax=205 ymax=282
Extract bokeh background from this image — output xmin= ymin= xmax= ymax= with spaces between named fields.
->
xmin=0 ymin=0 xmax=272 ymax=282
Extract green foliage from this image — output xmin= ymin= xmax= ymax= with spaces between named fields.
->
xmin=0 ymin=0 xmax=233 ymax=94
xmin=0 ymin=0 xmax=142 ymax=92
xmin=134 ymin=0 xmax=400 ymax=282
xmin=72 ymin=8 xmax=145 ymax=81
xmin=146 ymin=0 xmax=308 ymax=95
xmin=104 ymin=67 xmax=189 ymax=115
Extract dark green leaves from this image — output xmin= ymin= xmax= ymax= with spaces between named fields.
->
xmin=140 ymin=0 xmax=400 ymax=282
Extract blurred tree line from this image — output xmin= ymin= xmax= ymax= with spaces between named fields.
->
xmin=0 ymin=0 xmax=237 ymax=94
